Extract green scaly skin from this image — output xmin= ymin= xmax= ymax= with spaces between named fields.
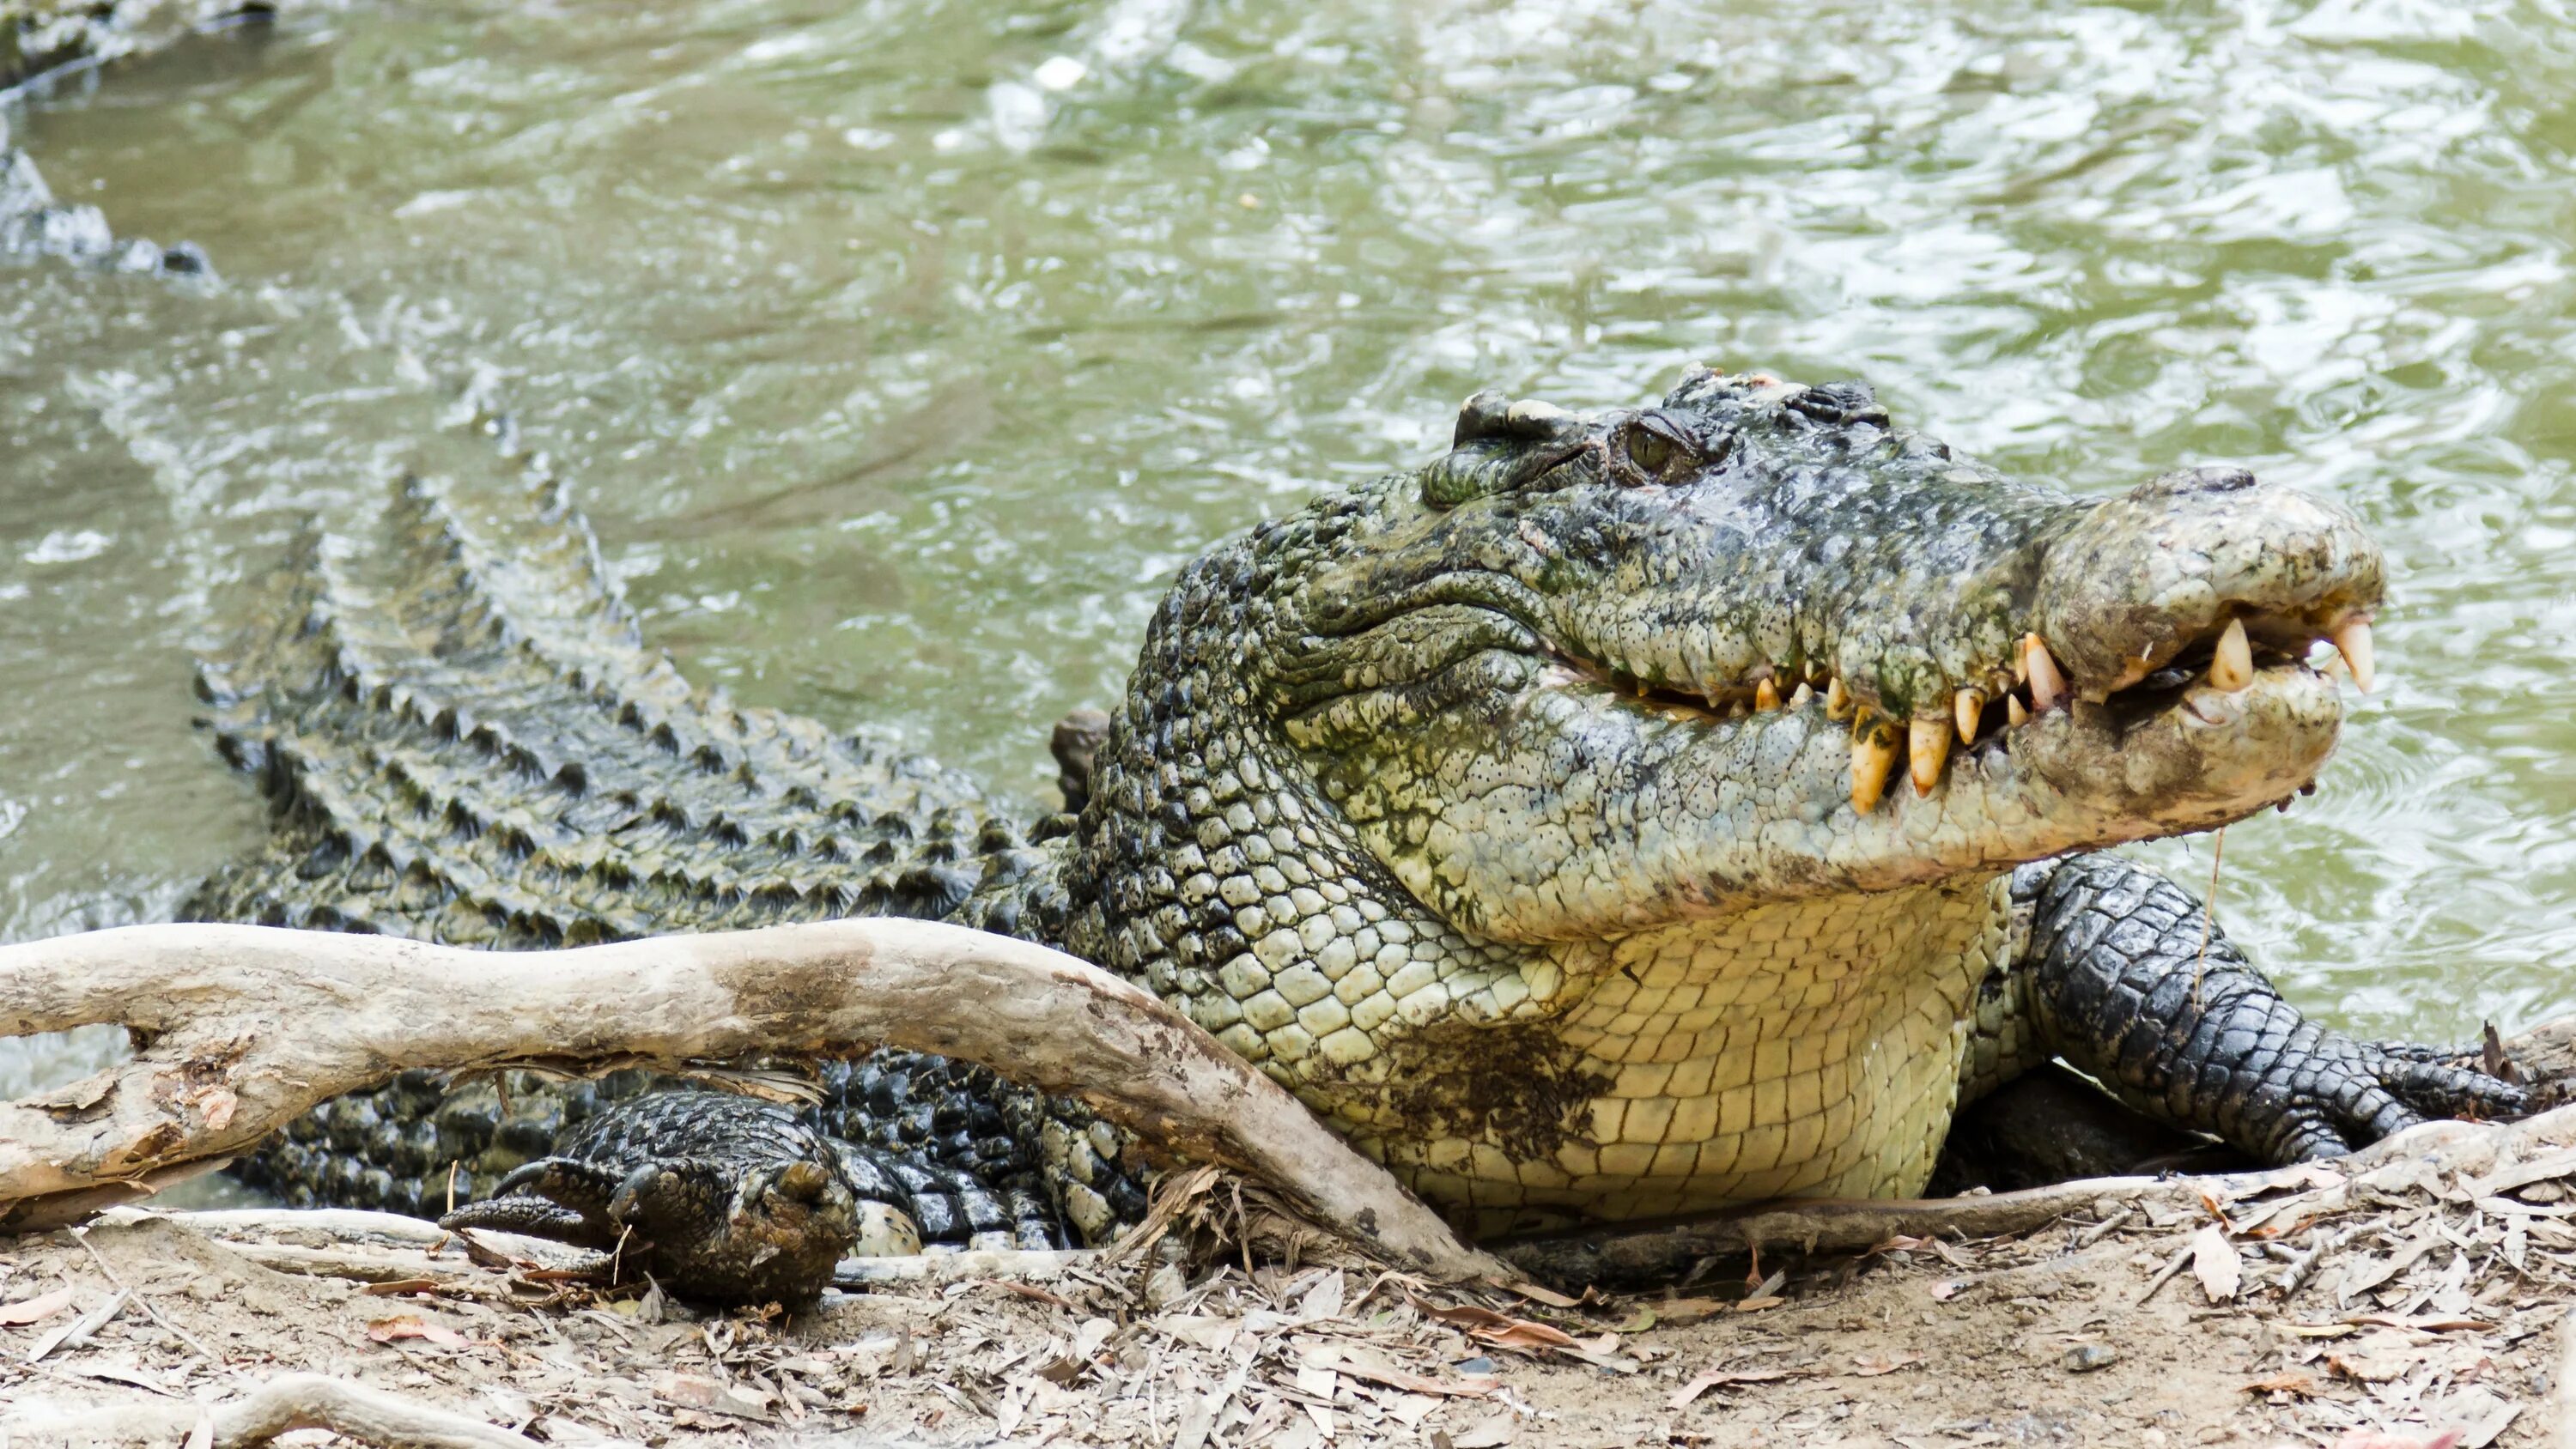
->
xmin=188 ymin=367 xmax=2522 ymax=1264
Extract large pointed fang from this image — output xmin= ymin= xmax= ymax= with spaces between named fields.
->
xmin=1908 ymin=714 xmax=1953 ymax=796
xmin=1754 ymin=677 xmax=1781 ymax=712
xmin=2333 ymin=619 xmax=2374 ymax=693
xmin=2208 ymin=617 xmax=2253 ymax=693
xmin=1825 ymin=676 xmax=1853 ymax=721
xmin=2023 ymin=634 xmax=2066 ymax=712
xmin=1850 ymin=718 xmax=1899 ymax=815
xmin=1953 ymin=688 xmax=1986 ymax=746
xmin=2007 ymin=694 xmax=2029 ymax=727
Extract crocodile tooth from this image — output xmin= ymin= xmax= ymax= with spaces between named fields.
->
xmin=2007 ymin=694 xmax=2029 ymax=727
xmin=1909 ymin=714 xmax=1952 ymax=796
xmin=1789 ymin=681 xmax=1814 ymax=709
xmin=1850 ymin=717 xmax=1899 ymax=815
xmin=1825 ymin=676 xmax=1853 ymax=721
xmin=2208 ymin=617 xmax=2252 ymax=693
xmin=2023 ymin=634 xmax=2066 ymax=712
xmin=1953 ymin=687 xmax=1986 ymax=745
xmin=1754 ymin=677 xmax=1781 ymax=712
xmin=2332 ymin=619 xmax=2374 ymax=693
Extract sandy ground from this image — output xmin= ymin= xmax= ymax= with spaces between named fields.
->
xmin=2 ymin=1134 xmax=2568 ymax=1448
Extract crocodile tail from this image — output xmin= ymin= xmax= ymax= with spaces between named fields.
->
xmin=183 ymin=468 xmax=1008 ymax=946
xmin=187 ymin=464 xmax=1100 ymax=1231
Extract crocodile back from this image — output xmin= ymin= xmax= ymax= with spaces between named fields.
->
xmin=187 ymin=472 xmax=1042 ymax=943
xmin=182 ymin=471 xmax=1097 ymax=1233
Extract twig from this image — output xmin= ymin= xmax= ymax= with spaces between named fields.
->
xmin=2138 ymin=1240 xmax=2196 ymax=1304
xmin=27 ymin=1288 xmax=127 ymax=1362
xmin=2074 ymin=1207 xmax=2134 ymax=1249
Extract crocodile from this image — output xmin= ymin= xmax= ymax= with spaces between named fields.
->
xmin=186 ymin=365 xmax=2524 ymax=1272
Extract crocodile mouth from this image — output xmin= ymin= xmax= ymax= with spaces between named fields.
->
xmin=1559 ymin=608 xmax=2374 ymax=816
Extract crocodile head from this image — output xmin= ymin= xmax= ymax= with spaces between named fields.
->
xmin=1249 ymin=367 xmax=2379 ymax=941
xmin=1071 ymin=365 xmax=2382 ymax=1216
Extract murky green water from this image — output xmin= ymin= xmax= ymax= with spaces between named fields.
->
xmin=4 ymin=0 xmax=2574 ymax=1110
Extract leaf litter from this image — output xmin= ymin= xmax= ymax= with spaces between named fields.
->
xmin=5 ymin=1115 xmax=2576 ymax=1445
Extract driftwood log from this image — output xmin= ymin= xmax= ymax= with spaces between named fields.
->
xmin=0 ymin=921 xmax=1515 ymax=1282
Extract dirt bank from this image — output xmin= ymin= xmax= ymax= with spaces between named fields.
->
xmin=4 ymin=1117 xmax=2571 ymax=1447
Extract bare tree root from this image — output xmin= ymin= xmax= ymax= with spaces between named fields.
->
xmin=0 ymin=1372 xmax=549 ymax=1447
xmin=1498 ymin=1100 xmax=2576 ymax=1286
xmin=0 ymin=921 xmax=1513 ymax=1282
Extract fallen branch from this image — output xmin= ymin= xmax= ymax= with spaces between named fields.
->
xmin=832 ymin=1246 xmax=1103 ymax=1288
xmin=0 ymin=921 xmax=1513 ymax=1282
xmin=167 ymin=1206 xmax=598 ymax=1266
xmin=1497 ymin=1102 xmax=2576 ymax=1286
xmin=0 ymin=1372 xmax=547 ymax=1447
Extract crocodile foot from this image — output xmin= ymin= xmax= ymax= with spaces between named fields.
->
xmin=2020 ymin=854 xmax=2530 ymax=1167
xmin=438 ymin=1089 xmax=908 ymax=1307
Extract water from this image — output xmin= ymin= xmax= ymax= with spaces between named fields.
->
xmin=3 ymin=0 xmax=2573 ymax=1112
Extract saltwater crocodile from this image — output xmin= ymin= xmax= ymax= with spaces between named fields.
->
xmin=187 ymin=366 xmax=2524 ymax=1277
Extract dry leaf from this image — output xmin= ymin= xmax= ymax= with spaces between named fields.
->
xmin=1506 ymin=1281 xmax=1583 ymax=1309
xmin=653 ymin=1371 xmax=775 ymax=1421
xmin=1303 ymin=1345 xmax=1491 ymax=1399
xmin=2190 ymin=1224 xmax=2240 ymax=1303
xmin=1627 ymin=1297 xmax=1728 ymax=1329
xmin=2242 ymin=1371 xmax=2321 ymax=1397
xmin=2324 ymin=1351 xmax=2412 ymax=1384
xmin=27 ymin=1289 xmax=125 ymax=1361
xmin=359 ymin=1279 xmax=444 ymax=1298
xmin=365 ymin=1315 xmax=478 ymax=1349
xmin=2276 ymin=1321 xmax=2359 ymax=1339
xmin=2343 ymin=1313 xmax=2495 ymax=1333
xmin=1668 ymin=1365 xmax=1807 ymax=1409
xmin=0 ymin=1287 xmax=76 ymax=1325
xmin=1480 ymin=1320 xmax=1580 ymax=1351
xmin=1412 ymin=1299 xmax=1577 ymax=1351
xmin=1850 ymin=1353 xmax=1922 ymax=1377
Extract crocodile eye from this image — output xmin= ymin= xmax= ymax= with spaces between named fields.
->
xmin=1619 ymin=411 xmax=1699 ymax=482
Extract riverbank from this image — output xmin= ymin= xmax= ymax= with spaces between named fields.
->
xmin=4 ymin=1110 xmax=2572 ymax=1447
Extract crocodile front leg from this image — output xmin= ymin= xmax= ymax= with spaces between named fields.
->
xmin=2014 ymin=853 xmax=2526 ymax=1163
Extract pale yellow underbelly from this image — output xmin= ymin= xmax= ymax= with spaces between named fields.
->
xmin=1327 ymin=876 xmax=2014 ymax=1235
